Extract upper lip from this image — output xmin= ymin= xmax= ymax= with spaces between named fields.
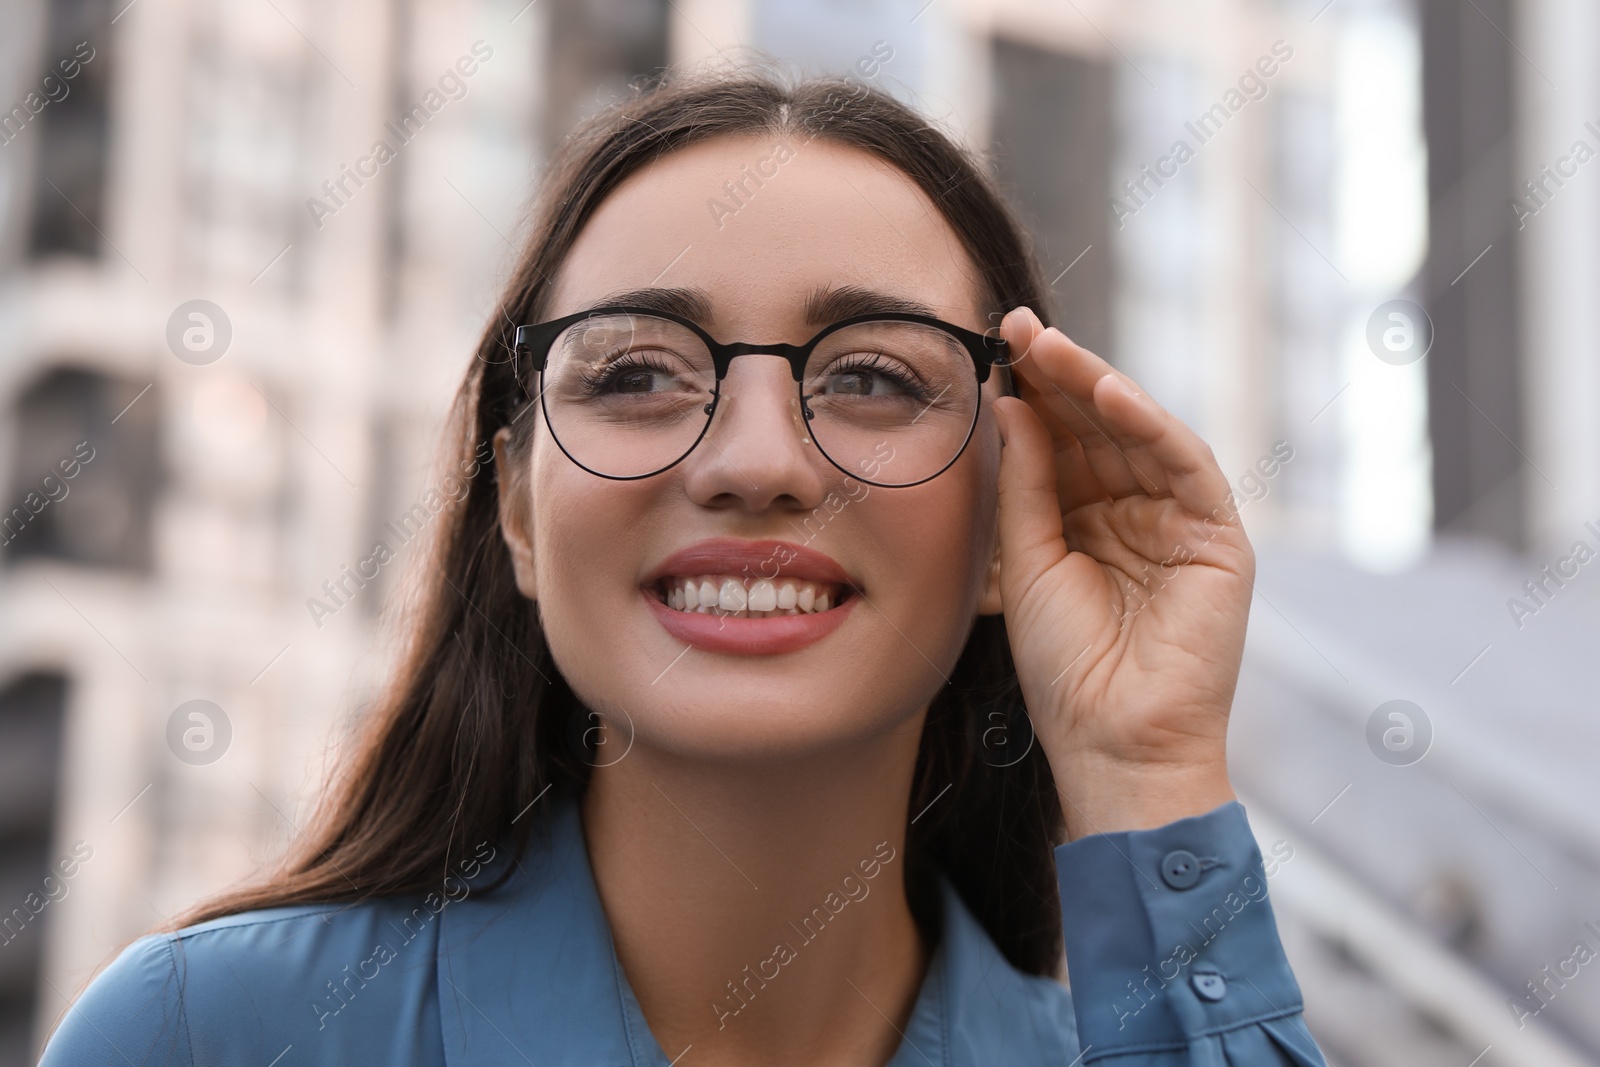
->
xmin=642 ymin=537 xmax=858 ymax=589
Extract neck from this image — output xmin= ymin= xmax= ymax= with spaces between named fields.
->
xmin=581 ymin=717 xmax=930 ymax=1067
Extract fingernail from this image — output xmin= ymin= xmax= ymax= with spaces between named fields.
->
xmin=1102 ymin=374 xmax=1139 ymax=399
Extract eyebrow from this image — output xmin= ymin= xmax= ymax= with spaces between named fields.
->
xmin=802 ymin=285 xmax=939 ymax=325
xmin=591 ymin=287 xmax=715 ymax=322
xmin=587 ymin=284 xmax=941 ymax=330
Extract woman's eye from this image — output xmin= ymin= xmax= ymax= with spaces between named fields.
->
xmin=609 ymin=364 xmax=666 ymax=393
xmin=825 ymin=370 xmax=898 ymax=396
xmin=818 ymin=355 xmax=922 ymax=398
xmin=585 ymin=351 xmax=690 ymax=395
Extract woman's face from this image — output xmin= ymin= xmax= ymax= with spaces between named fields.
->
xmin=499 ymin=133 xmax=1008 ymax=763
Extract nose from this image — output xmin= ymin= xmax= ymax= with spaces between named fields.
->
xmin=679 ymin=355 xmax=828 ymax=513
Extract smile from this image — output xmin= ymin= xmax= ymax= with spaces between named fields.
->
xmin=653 ymin=575 xmax=851 ymax=618
xmin=641 ymin=538 xmax=861 ymax=654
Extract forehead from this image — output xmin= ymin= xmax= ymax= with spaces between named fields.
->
xmin=545 ymin=134 xmax=987 ymax=333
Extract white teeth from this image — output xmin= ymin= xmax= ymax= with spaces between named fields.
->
xmin=748 ymin=579 xmax=777 ymax=612
xmin=658 ymin=574 xmax=846 ymax=618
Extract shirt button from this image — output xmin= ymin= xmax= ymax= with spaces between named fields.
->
xmin=1159 ymin=849 xmax=1201 ymax=889
xmin=1192 ymin=968 xmax=1227 ymax=1002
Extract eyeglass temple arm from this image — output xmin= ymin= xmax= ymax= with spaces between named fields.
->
xmin=513 ymin=325 xmax=536 ymax=359
xmin=512 ymin=324 xmax=555 ymax=374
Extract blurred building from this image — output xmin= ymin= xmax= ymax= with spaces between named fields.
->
xmin=0 ymin=0 xmax=544 ymax=1060
xmin=1 ymin=0 xmax=1597 ymax=1064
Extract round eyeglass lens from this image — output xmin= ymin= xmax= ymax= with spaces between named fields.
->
xmin=802 ymin=320 xmax=981 ymax=486
xmin=540 ymin=313 xmax=716 ymax=478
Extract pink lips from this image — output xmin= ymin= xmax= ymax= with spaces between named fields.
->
xmin=641 ymin=538 xmax=860 ymax=655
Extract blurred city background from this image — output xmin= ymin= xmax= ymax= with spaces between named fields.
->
xmin=1 ymin=0 xmax=1597 ymax=1063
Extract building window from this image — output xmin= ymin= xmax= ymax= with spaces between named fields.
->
xmin=0 ymin=671 xmax=69 ymax=1065
xmin=26 ymin=0 xmax=112 ymax=260
xmin=3 ymin=368 xmax=160 ymax=571
xmin=541 ymin=0 xmax=668 ymax=154
xmin=989 ymin=38 xmax=1114 ymax=359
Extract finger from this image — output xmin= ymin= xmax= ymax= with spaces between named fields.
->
xmin=1016 ymin=361 xmax=1155 ymax=504
xmin=994 ymin=396 xmax=1111 ymax=641
xmin=1001 ymin=310 xmax=1167 ymax=499
xmin=1001 ymin=309 xmax=1123 ymax=477
xmin=1002 ymin=308 xmax=1237 ymax=524
xmin=994 ymin=315 xmax=1111 ymax=513
xmin=1089 ymin=373 xmax=1236 ymax=523
xmin=1012 ymin=321 xmax=1168 ymax=499
xmin=992 ymin=395 xmax=1068 ymax=602
xmin=1047 ymin=423 xmax=1111 ymax=518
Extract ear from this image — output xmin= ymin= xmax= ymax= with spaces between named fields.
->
xmin=493 ymin=427 xmax=538 ymax=601
xmin=976 ymin=514 xmax=1003 ymax=616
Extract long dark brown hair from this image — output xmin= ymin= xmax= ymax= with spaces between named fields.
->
xmin=173 ymin=69 xmax=1067 ymax=976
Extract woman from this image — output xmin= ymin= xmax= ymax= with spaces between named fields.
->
xmin=41 ymin=71 xmax=1325 ymax=1066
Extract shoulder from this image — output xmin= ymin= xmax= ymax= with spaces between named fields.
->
xmin=38 ymin=930 xmax=191 ymax=1067
xmin=39 ymin=898 xmax=451 ymax=1067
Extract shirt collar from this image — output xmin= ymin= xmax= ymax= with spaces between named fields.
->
xmin=438 ymin=795 xmax=1073 ymax=1067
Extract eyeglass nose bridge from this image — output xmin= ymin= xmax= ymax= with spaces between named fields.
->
xmin=699 ymin=344 xmax=820 ymax=437
xmin=697 ymin=343 xmax=820 ymax=427
xmin=708 ymin=341 xmax=812 ymax=383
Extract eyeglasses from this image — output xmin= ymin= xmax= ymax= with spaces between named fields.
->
xmin=512 ymin=306 xmax=1011 ymax=488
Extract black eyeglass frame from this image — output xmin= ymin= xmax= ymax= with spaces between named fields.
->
xmin=512 ymin=305 xmax=1013 ymax=488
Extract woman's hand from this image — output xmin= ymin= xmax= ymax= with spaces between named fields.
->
xmin=991 ymin=307 xmax=1254 ymax=841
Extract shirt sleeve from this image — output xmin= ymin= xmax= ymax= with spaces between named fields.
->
xmin=1054 ymin=800 xmax=1326 ymax=1065
xmin=36 ymin=933 xmax=195 ymax=1067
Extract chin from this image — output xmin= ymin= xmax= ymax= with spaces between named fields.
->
xmin=572 ymin=678 xmax=919 ymax=768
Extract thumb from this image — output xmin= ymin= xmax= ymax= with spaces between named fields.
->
xmin=993 ymin=396 xmax=1067 ymax=609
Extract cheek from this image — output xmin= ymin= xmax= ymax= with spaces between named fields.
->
xmin=851 ymin=430 xmax=998 ymax=673
xmin=528 ymin=450 xmax=651 ymax=686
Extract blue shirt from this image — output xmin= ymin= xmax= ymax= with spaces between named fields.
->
xmin=40 ymin=798 xmax=1326 ymax=1065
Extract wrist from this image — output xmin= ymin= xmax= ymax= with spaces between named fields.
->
xmin=1050 ymin=753 xmax=1235 ymax=842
